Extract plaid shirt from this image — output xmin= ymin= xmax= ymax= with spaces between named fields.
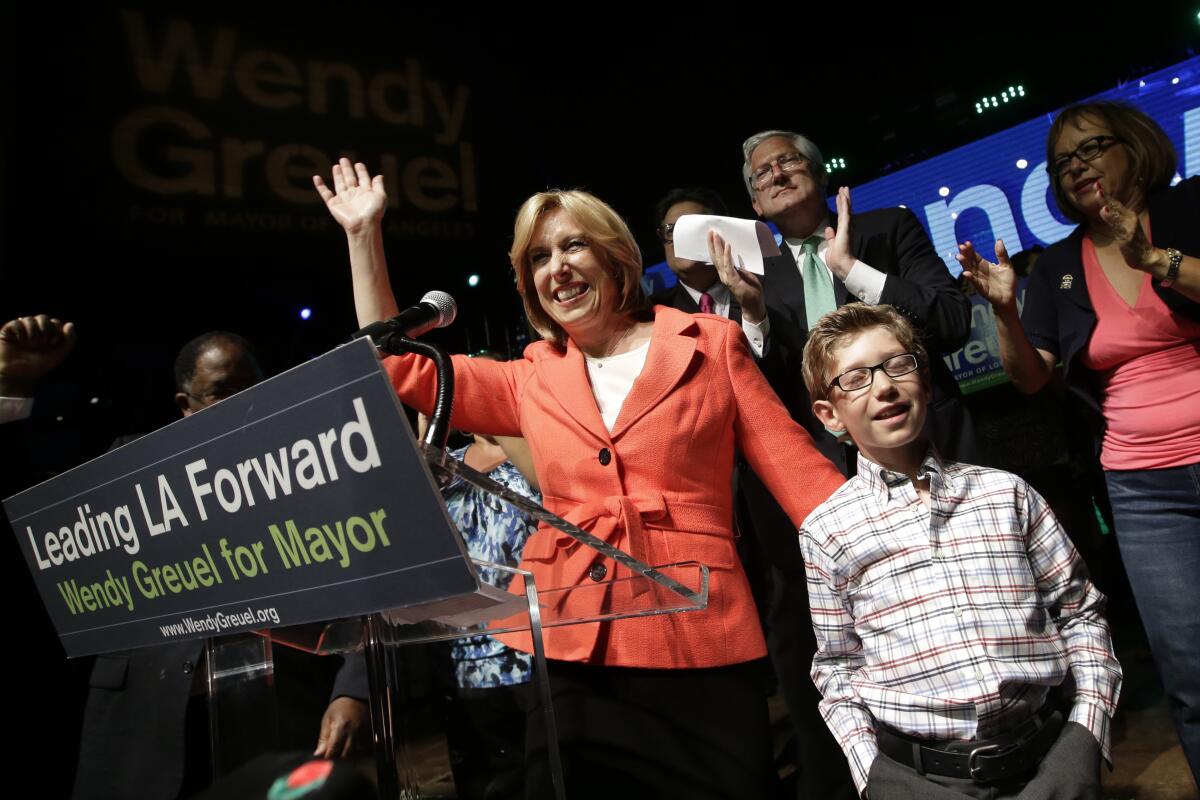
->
xmin=800 ymin=451 xmax=1121 ymax=796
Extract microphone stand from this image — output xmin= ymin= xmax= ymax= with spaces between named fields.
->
xmin=352 ymin=329 xmax=457 ymax=799
xmin=352 ymin=327 xmax=577 ymax=799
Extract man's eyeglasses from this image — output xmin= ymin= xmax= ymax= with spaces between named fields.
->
xmin=656 ymin=222 xmax=677 ymax=244
xmin=1047 ymin=135 xmax=1125 ymax=178
xmin=749 ymin=152 xmax=810 ymax=191
xmin=828 ymin=353 xmax=920 ymax=393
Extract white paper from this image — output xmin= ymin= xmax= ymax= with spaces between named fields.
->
xmin=671 ymin=214 xmax=780 ymax=276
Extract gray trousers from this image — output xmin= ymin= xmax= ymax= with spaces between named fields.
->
xmin=867 ymin=722 xmax=1101 ymax=800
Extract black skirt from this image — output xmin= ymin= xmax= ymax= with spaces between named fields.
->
xmin=524 ymin=658 xmax=778 ymax=800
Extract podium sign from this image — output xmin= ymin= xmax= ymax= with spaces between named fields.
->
xmin=4 ymin=339 xmax=476 ymax=657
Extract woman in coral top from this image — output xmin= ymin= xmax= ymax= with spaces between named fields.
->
xmin=315 ymin=159 xmax=844 ymax=799
xmin=959 ymin=102 xmax=1200 ymax=785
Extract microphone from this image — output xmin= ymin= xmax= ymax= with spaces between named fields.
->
xmin=355 ymin=291 xmax=458 ymax=343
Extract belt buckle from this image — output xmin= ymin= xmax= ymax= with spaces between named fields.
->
xmin=967 ymin=742 xmax=1017 ymax=782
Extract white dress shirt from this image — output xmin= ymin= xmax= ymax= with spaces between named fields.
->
xmin=783 ymin=220 xmax=887 ymax=305
xmin=678 ymin=281 xmax=769 ymax=357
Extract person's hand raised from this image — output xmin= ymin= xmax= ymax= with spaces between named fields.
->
xmin=958 ymin=239 xmax=1018 ymax=311
xmin=313 ymin=158 xmax=387 ymax=235
xmin=0 ymin=315 xmax=76 ymax=397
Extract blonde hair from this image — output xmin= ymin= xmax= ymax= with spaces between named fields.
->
xmin=509 ymin=190 xmax=646 ymax=348
xmin=802 ymin=304 xmax=927 ymax=403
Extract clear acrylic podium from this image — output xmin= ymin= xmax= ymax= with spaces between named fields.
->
xmin=205 ymin=441 xmax=711 ymax=800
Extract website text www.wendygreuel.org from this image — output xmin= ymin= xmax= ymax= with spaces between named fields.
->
xmin=158 ymin=604 xmax=280 ymax=638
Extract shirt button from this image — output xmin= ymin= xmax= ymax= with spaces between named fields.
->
xmin=588 ymin=563 xmax=608 ymax=582
xmin=598 ymin=448 xmax=612 ymax=466
xmin=954 ymin=607 xmax=964 ymax=618
xmin=974 ymin=669 xmax=985 ymax=682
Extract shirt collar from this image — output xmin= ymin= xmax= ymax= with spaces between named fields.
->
xmin=856 ymin=447 xmax=947 ymax=500
xmin=680 ymin=280 xmax=731 ymax=308
xmin=783 ymin=216 xmax=832 ymax=255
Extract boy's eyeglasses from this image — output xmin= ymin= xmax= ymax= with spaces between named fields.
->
xmin=828 ymin=353 xmax=920 ymax=393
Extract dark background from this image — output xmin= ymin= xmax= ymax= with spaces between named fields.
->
xmin=1 ymin=5 xmax=1197 ymax=794
xmin=3 ymin=6 xmax=1196 ymax=459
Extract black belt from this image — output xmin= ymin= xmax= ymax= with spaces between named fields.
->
xmin=876 ymin=703 xmax=1063 ymax=784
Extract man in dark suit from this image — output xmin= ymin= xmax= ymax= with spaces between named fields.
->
xmin=650 ymin=189 xmax=857 ymax=800
xmin=736 ymin=131 xmax=975 ymax=798
xmin=743 ymin=130 xmax=976 ymax=474
xmin=72 ymin=332 xmax=370 ymax=800
xmin=651 ymin=187 xmax=772 ymax=358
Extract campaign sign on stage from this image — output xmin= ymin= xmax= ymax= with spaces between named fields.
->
xmin=4 ymin=338 xmax=476 ymax=657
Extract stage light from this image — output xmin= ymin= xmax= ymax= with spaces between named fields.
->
xmin=950 ymin=212 xmax=958 ymax=220
xmin=89 ymin=397 xmax=100 ymax=405
xmin=1016 ymin=159 xmax=1029 ymax=169
xmin=938 ymin=186 xmax=950 ymax=197
xmin=1172 ymin=77 xmax=1181 ymax=85
xmin=299 ymin=307 xmax=312 ymax=320
xmin=1139 ymin=80 xmax=1147 ymax=87
xmin=978 ymin=85 xmax=1026 ymax=114
xmin=899 ymin=204 xmax=907 ymax=208
xmin=468 ymin=274 xmax=481 ymax=287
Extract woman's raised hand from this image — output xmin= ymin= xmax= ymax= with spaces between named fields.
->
xmin=957 ymin=239 xmax=1018 ymax=311
xmin=313 ymin=158 xmax=387 ymax=235
xmin=1095 ymin=181 xmax=1157 ymax=270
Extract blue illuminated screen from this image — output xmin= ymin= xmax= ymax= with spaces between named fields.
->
xmin=644 ymin=56 xmax=1199 ymax=290
xmin=850 ymin=57 xmax=1199 ymax=275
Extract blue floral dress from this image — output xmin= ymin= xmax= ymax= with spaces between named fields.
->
xmin=443 ymin=445 xmax=540 ymax=689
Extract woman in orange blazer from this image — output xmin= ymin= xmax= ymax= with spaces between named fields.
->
xmin=316 ymin=159 xmax=845 ymax=799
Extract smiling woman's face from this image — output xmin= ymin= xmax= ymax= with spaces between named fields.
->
xmin=1053 ymin=115 xmax=1134 ymax=221
xmin=529 ymin=208 xmax=620 ymax=343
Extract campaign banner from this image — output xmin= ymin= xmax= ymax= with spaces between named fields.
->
xmin=4 ymin=339 xmax=476 ymax=657
xmin=941 ymin=280 xmax=1030 ymax=395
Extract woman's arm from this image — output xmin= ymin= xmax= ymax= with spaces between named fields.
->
xmin=958 ymin=239 xmax=1057 ymax=394
xmin=724 ymin=324 xmax=846 ymax=527
xmin=1098 ymin=189 xmax=1200 ymax=304
xmin=494 ymin=436 xmax=540 ymax=492
xmin=313 ymin=159 xmax=399 ymax=326
xmin=316 ymin=159 xmax=524 ymax=436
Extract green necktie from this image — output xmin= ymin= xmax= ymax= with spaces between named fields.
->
xmin=801 ymin=236 xmax=837 ymax=330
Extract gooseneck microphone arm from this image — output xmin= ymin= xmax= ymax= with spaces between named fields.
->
xmin=351 ymin=291 xmax=458 ymax=449
xmin=376 ymin=336 xmax=454 ymax=449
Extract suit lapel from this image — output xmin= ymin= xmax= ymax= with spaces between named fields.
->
xmin=764 ymin=245 xmax=807 ymax=333
xmin=670 ymin=283 xmax=701 ymax=313
xmin=1057 ymin=228 xmax=1093 ymax=313
xmin=532 ymin=341 xmax=612 ymax=445
xmin=609 ymin=309 xmax=699 ymax=438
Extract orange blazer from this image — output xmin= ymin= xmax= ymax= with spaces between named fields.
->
xmin=385 ymin=306 xmax=845 ymax=668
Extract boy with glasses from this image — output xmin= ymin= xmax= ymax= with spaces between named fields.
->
xmin=799 ymin=303 xmax=1121 ymax=799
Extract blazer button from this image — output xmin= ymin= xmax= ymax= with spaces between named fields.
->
xmin=182 ymin=660 xmax=194 ymax=675
xmin=598 ymin=448 xmax=612 ymax=466
xmin=588 ymin=563 xmax=608 ymax=582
